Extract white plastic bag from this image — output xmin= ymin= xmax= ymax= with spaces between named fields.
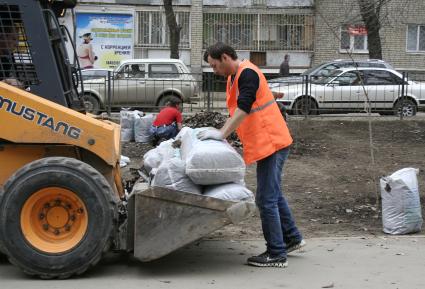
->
xmin=135 ymin=114 xmax=155 ymax=143
xmin=120 ymin=110 xmax=138 ymax=142
xmin=180 ymin=128 xmax=246 ymax=185
xmin=143 ymin=149 xmax=161 ymax=173
xmin=176 ymin=126 xmax=192 ymax=139
xmin=380 ymin=168 xmax=422 ymax=235
xmin=143 ymin=139 xmax=177 ymax=173
xmin=120 ymin=129 xmax=134 ymax=142
xmin=120 ymin=155 xmax=130 ymax=167
xmin=152 ymin=157 xmax=202 ymax=194
xmin=204 ymin=183 xmax=254 ymax=202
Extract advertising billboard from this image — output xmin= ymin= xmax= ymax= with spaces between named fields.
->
xmin=76 ymin=12 xmax=134 ymax=69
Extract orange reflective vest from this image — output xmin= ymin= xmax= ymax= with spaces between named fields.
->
xmin=226 ymin=60 xmax=293 ymax=164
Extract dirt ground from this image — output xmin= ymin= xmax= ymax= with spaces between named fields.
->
xmin=121 ymin=116 xmax=425 ymax=240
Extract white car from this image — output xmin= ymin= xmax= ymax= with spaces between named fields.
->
xmin=270 ymin=67 xmax=425 ymax=117
xmin=269 ymin=59 xmax=393 ymax=86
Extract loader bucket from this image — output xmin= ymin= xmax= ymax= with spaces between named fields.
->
xmin=129 ymin=183 xmax=256 ymax=262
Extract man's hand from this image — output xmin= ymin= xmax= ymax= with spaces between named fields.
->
xmin=197 ymin=128 xmax=224 ymax=141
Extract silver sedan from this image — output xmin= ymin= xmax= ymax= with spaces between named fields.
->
xmin=270 ymin=67 xmax=425 ymax=117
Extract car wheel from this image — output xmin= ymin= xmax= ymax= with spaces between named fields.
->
xmin=83 ymin=94 xmax=101 ymax=114
xmin=0 ymin=157 xmax=118 ymax=279
xmin=277 ymin=101 xmax=288 ymax=121
xmin=158 ymin=94 xmax=180 ymax=107
xmin=292 ymin=96 xmax=318 ymax=115
xmin=394 ymin=98 xmax=417 ymax=117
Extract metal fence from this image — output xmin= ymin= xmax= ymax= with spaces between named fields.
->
xmin=81 ymin=70 xmax=425 ymax=118
xmin=81 ymin=71 xmax=228 ymax=114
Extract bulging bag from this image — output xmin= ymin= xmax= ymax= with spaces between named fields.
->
xmin=380 ymin=168 xmax=422 ymax=235
xmin=135 ymin=114 xmax=155 ymax=143
xmin=179 ymin=128 xmax=246 ymax=185
xmin=143 ymin=139 xmax=177 ymax=174
xmin=120 ymin=110 xmax=138 ymax=142
xmin=204 ymin=183 xmax=254 ymax=202
xmin=151 ymin=157 xmax=202 ymax=194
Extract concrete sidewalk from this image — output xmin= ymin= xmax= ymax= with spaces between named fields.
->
xmin=0 ymin=236 xmax=424 ymax=288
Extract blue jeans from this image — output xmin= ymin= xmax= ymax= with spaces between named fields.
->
xmin=256 ymin=147 xmax=302 ymax=257
xmin=149 ymin=123 xmax=178 ymax=140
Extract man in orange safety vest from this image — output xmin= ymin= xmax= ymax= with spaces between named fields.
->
xmin=198 ymin=42 xmax=305 ymax=268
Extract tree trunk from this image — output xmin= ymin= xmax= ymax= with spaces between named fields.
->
xmin=163 ymin=0 xmax=181 ymax=59
xmin=358 ymin=0 xmax=383 ymax=59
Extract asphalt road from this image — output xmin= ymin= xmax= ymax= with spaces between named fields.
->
xmin=1 ymin=237 xmax=425 ymax=289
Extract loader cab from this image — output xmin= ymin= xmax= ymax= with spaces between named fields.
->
xmin=0 ymin=0 xmax=85 ymax=111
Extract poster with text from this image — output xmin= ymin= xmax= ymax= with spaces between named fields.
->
xmin=76 ymin=12 xmax=134 ymax=69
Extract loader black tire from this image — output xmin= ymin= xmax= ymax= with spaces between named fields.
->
xmin=0 ymin=253 xmax=7 ymax=263
xmin=0 ymin=157 xmax=118 ymax=279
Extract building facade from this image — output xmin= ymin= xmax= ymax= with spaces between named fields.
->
xmin=63 ymin=0 xmax=314 ymax=74
xmin=313 ymin=0 xmax=425 ymax=72
xmin=63 ymin=0 xmax=425 ymax=74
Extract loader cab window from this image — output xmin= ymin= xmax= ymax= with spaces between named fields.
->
xmin=0 ymin=5 xmax=38 ymax=87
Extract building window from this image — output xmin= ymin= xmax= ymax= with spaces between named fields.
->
xmin=203 ymin=13 xmax=314 ymax=51
xmin=407 ymin=24 xmax=425 ymax=52
xmin=340 ymin=25 xmax=368 ymax=53
xmin=136 ymin=11 xmax=190 ymax=48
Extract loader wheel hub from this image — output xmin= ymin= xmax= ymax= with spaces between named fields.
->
xmin=46 ymin=206 xmax=69 ymax=228
xmin=21 ymin=187 xmax=88 ymax=254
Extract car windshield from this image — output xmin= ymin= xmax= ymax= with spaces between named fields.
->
xmin=301 ymin=60 xmax=392 ymax=77
xmin=269 ymin=77 xmax=289 ymax=83
xmin=301 ymin=65 xmax=320 ymax=76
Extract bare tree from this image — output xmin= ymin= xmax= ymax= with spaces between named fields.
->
xmin=163 ymin=0 xmax=181 ymax=59
xmin=357 ymin=0 xmax=391 ymax=59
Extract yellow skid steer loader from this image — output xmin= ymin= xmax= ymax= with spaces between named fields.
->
xmin=0 ymin=0 xmax=255 ymax=279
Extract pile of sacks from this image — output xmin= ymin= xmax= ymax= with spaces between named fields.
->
xmin=120 ymin=110 xmax=155 ymax=143
xmin=143 ymin=127 xmax=254 ymax=202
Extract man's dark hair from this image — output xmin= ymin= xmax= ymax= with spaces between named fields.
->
xmin=203 ymin=42 xmax=238 ymax=62
xmin=167 ymin=96 xmax=182 ymax=108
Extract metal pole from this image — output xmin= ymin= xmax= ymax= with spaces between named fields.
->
xmin=207 ymin=73 xmax=212 ymax=112
xmin=400 ymin=71 xmax=405 ymax=120
xmin=304 ymin=75 xmax=309 ymax=118
xmin=257 ymin=14 xmax=260 ymax=51
xmin=107 ymin=70 xmax=112 ymax=116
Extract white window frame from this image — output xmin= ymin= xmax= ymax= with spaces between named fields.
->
xmin=406 ymin=24 xmax=425 ymax=53
xmin=339 ymin=25 xmax=368 ymax=54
